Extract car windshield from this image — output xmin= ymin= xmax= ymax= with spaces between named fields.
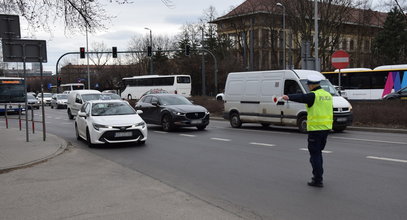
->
xmin=159 ymin=95 xmax=192 ymax=105
xmin=82 ymin=94 xmax=102 ymax=101
xmin=57 ymin=94 xmax=68 ymax=99
xmin=101 ymin=93 xmax=121 ymax=100
xmin=91 ymin=102 xmax=136 ymax=116
xmin=27 ymin=94 xmax=36 ymax=99
xmin=300 ymin=79 xmax=339 ymax=96
xmin=42 ymin=93 xmax=52 ymax=98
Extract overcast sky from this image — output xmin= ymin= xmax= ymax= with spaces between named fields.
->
xmin=11 ymin=0 xmax=385 ymax=73
xmin=12 ymin=0 xmax=244 ymax=73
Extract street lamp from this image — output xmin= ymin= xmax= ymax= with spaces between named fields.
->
xmin=83 ymin=0 xmax=94 ymax=89
xmin=276 ymin=2 xmax=286 ymax=70
xmin=144 ymin=27 xmax=153 ymax=75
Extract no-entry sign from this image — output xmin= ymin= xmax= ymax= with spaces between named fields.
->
xmin=331 ymin=50 xmax=349 ymax=69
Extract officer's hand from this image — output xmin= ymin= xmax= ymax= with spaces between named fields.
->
xmin=281 ymin=95 xmax=289 ymax=101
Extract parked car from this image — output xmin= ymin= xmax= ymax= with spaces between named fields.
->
xmin=383 ymin=86 xmax=407 ymax=100
xmin=27 ymin=94 xmax=40 ymax=109
xmin=101 ymin=93 xmax=121 ymax=100
xmin=75 ymin=100 xmax=147 ymax=147
xmin=36 ymin=92 xmax=53 ymax=105
xmin=51 ymin=94 xmax=68 ymax=109
xmin=135 ymin=94 xmax=210 ymax=131
xmin=215 ymin=93 xmax=224 ymax=101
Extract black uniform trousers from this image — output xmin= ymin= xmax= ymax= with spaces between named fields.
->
xmin=307 ymin=130 xmax=329 ymax=183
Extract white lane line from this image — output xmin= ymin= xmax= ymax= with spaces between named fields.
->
xmin=250 ymin=142 xmax=275 ymax=147
xmin=153 ymin=131 xmax=168 ymax=134
xmin=55 ymin=117 xmax=61 ymax=120
xmin=211 ymin=138 xmax=231 ymax=142
xmin=180 ymin=134 xmax=196 ymax=137
xmin=299 ymin=148 xmax=332 ymax=153
xmin=366 ymin=156 xmax=407 ymax=163
xmin=331 ymin=137 xmax=407 ymax=145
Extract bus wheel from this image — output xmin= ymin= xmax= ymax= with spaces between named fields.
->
xmin=297 ymin=115 xmax=308 ymax=133
xmin=127 ymin=94 xmax=132 ymax=100
xmin=230 ymin=112 xmax=242 ymax=128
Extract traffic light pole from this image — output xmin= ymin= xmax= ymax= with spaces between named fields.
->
xmin=55 ymin=48 xmax=218 ymax=94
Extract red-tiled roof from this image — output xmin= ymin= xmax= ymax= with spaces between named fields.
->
xmin=214 ymin=0 xmax=386 ymax=27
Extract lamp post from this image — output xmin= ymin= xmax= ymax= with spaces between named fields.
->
xmin=277 ymin=2 xmax=286 ymax=69
xmin=84 ymin=0 xmax=93 ymax=89
xmin=314 ymin=0 xmax=320 ymax=71
xmin=144 ymin=27 xmax=153 ymax=75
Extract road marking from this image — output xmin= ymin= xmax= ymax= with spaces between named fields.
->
xmin=366 ymin=156 xmax=407 ymax=163
xmin=153 ymin=131 xmax=168 ymax=134
xmin=211 ymin=138 xmax=231 ymax=142
xmin=299 ymin=148 xmax=332 ymax=153
xmin=180 ymin=134 xmax=196 ymax=137
xmin=331 ymin=137 xmax=407 ymax=145
xmin=250 ymin=142 xmax=275 ymax=147
xmin=55 ymin=117 xmax=61 ymax=120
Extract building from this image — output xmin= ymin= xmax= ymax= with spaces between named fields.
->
xmin=211 ymin=0 xmax=386 ymax=71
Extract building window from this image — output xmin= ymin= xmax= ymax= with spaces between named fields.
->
xmin=341 ymin=39 xmax=347 ymax=50
xmin=350 ymin=39 xmax=354 ymax=51
xmin=364 ymin=40 xmax=370 ymax=51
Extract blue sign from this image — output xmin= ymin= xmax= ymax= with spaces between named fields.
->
xmin=48 ymin=83 xmax=52 ymax=89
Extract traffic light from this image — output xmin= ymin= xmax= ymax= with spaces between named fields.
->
xmin=147 ymin=46 xmax=152 ymax=57
xmin=57 ymin=77 xmax=62 ymax=86
xmin=185 ymin=45 xmax=190 ymax=56
xmin=112 ymin=46 xmax=117 ymax=58
xmin=80 ymin=47 xmax=85 ymax=59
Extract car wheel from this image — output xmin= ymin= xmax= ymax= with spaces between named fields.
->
xmin=298 ymin=115 xmax=308 ymax=133
xmin=51 ymin=105 xmax=54 ymax=109
xmin=86 ymin=128 xmax=94 ymax=148
xmin=75 ymin=123 xmax=81 ymax=140
xmin=138 ymin=140 xmax=146 ymax=145
xmin=230 ymin=112 xmax=242 ymax=128
xmin=216 ymin=96 xmax=223 ymax=101
xmin=68 ymin=109 xmax=74 ymax=120
xmin=161 ymin=114 xmax=173 ymax=132
xmin=197 ymin=125 xmax=206 ymax=130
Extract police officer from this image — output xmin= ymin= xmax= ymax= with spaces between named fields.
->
xmin=282 ymin=75 xmax=333 ymax=187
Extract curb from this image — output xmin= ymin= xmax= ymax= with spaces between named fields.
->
xmin=0 ymin=134 xmax=69 ymax=173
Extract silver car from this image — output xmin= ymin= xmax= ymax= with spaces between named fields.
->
xmin=51 ymin=94 xmax=68 ymax=109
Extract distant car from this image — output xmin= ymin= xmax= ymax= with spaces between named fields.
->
xmin=27 ymin=94 xmax=40 ymax=109
xmin=101 ymin=93 xmax=121 ymax=100
xmin=135 ymin=94 xmax=210 ymax=131
xmin=27 ymin=92 xmax=36 ymax=97
xmin=75 ymin=100 xmax=147 ymax=147
xmin=51 ymin=94 xmax=68 ymax=109
xmin=140 ymin=89 xmax=169 ymax=99
xmin=383 ymin=86 xmax=407 ymax=100
xmin=36 ymin=92 xmax=53 ymax=105
xmin=215 ymin=93 xmax=224 ymax=101
xmin=102 ymin=90 xmax=118 ymax=94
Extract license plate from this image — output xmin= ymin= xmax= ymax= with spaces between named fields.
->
xmin=337 ymin=117 xmax=347 ymax=122
xmin=114 ymin=131 xmax=132 ymax=137
xmin=191 ymin=119 xmax=202 ymax=124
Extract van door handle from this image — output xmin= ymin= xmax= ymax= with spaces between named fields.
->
xmin=277 ymin=101 xmax=285 ymax=105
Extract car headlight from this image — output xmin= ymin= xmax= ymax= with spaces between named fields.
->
xmin=205 ymin=111 xmax=210 ymax=115
xmin=172 ymin=110 xmax=185 ymax=116
xmin=132 ymin=121 xmax=146 ymax=129
xmin=92 ymin=123 xmax=112 ymax=131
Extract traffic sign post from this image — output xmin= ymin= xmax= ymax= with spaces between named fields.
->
xmin=331 ymin=50 xmax=350 ymax=88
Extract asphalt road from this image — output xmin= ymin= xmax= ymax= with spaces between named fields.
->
xmin=4 ymin=107 xmax=407 ymax=220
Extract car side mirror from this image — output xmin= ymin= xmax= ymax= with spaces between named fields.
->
xmin=151 ymin=100 xmax=159 ymax=106
xmin=78 ymin=111 xmax=87 ymax=118
xmin=136 ymin=110 xmax=143 ymax=114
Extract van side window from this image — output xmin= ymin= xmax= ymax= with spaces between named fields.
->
xmin=75 ymin=94 xmax=82 ymax=104
xmin=284 ymin=80 xmax=303 ymax=94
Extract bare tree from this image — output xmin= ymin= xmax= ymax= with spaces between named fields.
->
xmin=0 ymin=0 xmax=173 ymax=33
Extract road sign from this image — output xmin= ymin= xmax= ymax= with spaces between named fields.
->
xmin=0 ymin=14 xmax=21 ymax=39
xmin=331 ymin=50 xmax=349 ymax=69
xmin=2 ymin=39 xmax=47 ymax=62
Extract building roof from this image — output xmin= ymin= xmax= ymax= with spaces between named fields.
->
xmin=213 ymin=0 xmax=386 ymax=27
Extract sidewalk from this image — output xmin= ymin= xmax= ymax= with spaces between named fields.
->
xmin=0 ymin=127 xmax=243 ymax=220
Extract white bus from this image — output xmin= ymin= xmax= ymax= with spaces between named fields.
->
xmin=51 ymin=83 xmax=85 ymax=94
xmin=121 ymin=75 xmax=191 ymax=100
xmin=322 ymin=64 xmax=407 ymax=100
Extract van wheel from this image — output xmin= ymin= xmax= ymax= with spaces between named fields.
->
xmin=298 ymin=115 xmax=308 ymax=133
xmin=75 ymin=123 xmax=81 ymax=140
xmin=86 ymin=129 xmax=94 ymax=148
xmin=261 ymin=123 xmax=270 ymax=128
xmin=230 ymin=112 xmax=242 ymax=128
xmin=68 ymin=109 xmax=74 ymax=120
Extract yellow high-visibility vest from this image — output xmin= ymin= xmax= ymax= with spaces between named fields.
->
xmin=306 ymin=89 xmax=333 ymax=131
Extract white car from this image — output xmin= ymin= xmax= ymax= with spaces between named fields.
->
xmin=75 ymin=100 xmax=147 ymax=147
xmin=37 ymin=92 xmax=53 ymax=105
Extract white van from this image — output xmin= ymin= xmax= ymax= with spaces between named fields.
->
xmin=223 ymin=69 xmax=353 ymax=132
xmin=67 ymin=90 xmax=101 ymax=119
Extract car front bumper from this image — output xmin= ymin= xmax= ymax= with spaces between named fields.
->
xmin=172 ymin=114 xmax=210 ymax=127
xmin=90 ymin=125 xmax=148 ymax=144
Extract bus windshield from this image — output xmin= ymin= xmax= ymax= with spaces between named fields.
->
xmin=0 ymin=80 xmax=25 ymax=103
xmin=299 ymin=79 xmax=339 ymax=96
